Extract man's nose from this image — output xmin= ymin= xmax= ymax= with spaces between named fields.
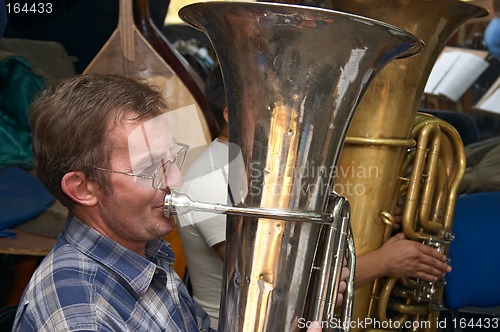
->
xmin=164 ymin=163 xmax=184 ymax=189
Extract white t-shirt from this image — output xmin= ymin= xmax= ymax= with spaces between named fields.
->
xmin=177 ymin=139 xmax=229 ymax=329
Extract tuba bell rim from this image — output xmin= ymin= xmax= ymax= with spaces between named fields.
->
xmin=179 ymin=1 xmax=425 ymax=59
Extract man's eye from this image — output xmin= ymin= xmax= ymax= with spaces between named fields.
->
xmin=138 ymin=165 xmax=157 ymax=175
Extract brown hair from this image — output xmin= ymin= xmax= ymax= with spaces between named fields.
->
xmin=29 ymin=74 xmax=167 ymax=207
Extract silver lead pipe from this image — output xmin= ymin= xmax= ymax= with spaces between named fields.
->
xmin=164 ymin=190 xmax=334 ymax=225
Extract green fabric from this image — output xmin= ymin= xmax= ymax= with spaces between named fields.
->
xmin=0 ymin=55 xmax=46 ymax=169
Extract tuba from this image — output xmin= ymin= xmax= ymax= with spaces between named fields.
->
xmin=279 ymin=0 xmax=486 ymax=330
xmin=165 ymin=1 xmax=423 ymax=331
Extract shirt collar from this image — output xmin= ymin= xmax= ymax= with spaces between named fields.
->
xmin=62 ymin=215 xmax=176 ymax=296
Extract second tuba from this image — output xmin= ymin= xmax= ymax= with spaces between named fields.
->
xmin=281 ymin=0 xmax=486 ymax=330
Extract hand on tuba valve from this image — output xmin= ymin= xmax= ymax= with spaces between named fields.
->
xmin=336 ymin=261 xmax=351 ymax=306
xmin=307 ymin=321 xmax=322 ymax=332
xmin=367 ymin=233 xmax=451 ymax=281
xmin=303 ymin=265 xmax=349 ymax=332
xmin=355 ymin=198 xmax=452 ymax=289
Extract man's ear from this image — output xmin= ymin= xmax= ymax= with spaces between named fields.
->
xmin=223 ymin=107 xmax=228 ymax=123
xmin=61 ymin=172 xmax=99 ymax=207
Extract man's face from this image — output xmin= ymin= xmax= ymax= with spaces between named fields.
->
xmin=94 ymin=111 xmax=184 ymax=250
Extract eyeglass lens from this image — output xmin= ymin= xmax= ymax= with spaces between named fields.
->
xmin=152 ymin=146 xmax=187 ymax=189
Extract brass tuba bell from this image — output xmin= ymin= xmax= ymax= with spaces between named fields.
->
xmin=167 ymin=1 xmax=424 ymax=331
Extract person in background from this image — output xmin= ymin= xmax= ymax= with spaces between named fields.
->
xmin=484 ymin=0 xmax=500 ymax=57
xmin=458 ymin=135 xmax=500 ymax=195
xmin=177 ymin=65 xmax=229 ymax=329
xmin=470 ymin=0 xmax=500 ymax=106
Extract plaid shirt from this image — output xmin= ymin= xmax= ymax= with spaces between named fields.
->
xmin=12 ymin=216 xmax=215 ymax=332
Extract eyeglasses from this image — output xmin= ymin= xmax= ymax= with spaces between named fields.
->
xmin=93 ymin=142 xmax=189 ymax=190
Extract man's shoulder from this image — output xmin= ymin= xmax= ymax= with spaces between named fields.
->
xmin=14 ymin=240 xmax=129 ymax=331
xmin=13 ymin=246 xmax=100 ymax=331
xmin=23 ymin=243 xmax=98 ymax=296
